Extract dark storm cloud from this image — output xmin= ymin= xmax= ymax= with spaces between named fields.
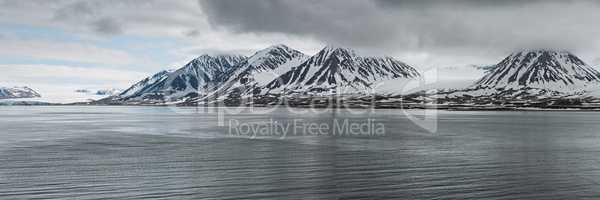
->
xmin=198 ymin=0 xmax=386 ymax=48
xmin=374 ymin=0 xmax=548 ymax=8
xmin=198 ymin=0 xmax=600 ymax=56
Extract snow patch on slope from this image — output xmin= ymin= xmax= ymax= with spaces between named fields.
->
xmin=265 ymin=46 xmax=421 ymax=95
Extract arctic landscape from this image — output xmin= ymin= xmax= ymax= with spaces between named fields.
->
xmin=5 ymin=1 xmax=600 ymax=199
xmin=0 ymin=45 xmax=597 ymax=110
xmin=6 ymin=45 xmax=600 ymax=110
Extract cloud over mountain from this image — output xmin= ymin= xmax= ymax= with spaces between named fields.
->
xmin=199 ymin=0 xmax=600 ymax=60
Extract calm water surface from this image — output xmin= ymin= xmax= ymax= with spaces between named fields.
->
xmin=1 ymin=106 xmax=600 ymax=199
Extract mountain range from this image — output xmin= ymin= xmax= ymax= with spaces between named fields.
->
xmin=263 ymin=45 xmax=420 ymax=95
xmin=76 ymin=88 xmax=123 ymax=96
xmin=106 ymin=45 xmax=422 ymax=105
xmin=116 ymin=54 xmax=246 ymax=102
xmin=196 ymin=44 xmax=309 ymax=102
xmin=101 ymin=46 xmax=600 ymax=108
xmin=0 ymin=86 xmax=41 ymax=99
xmin=437 ymin=50 xmax=600 ymax=102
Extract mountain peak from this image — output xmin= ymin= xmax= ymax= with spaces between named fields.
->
xmin=0 ymin=86 xmax=41 ymax=99
xmin=251 ymin=44 xmax=303 ymax=57
xmin=266 ymin=44 xmax=291 ymax=50
xmin=192 ymin=54 xmax=246 ymax=62
xmin=243 ymin=45 xmax=307 ymax=69
xmin=186 ymin=54 xmax=246 ymax=69
xmin=312 ymin=45 xmax=358 ymax=62
xmin=263 ymin=44 xmax=420 ymax=94
xmin=117 ymin=53 xmax=247 ymax=101
xmin=473 ymin=50 xmax=600 ymax=91
xmin=322 ymin=45 xmax=357 ymax=55
xmin=509 ymin=49 xmax=575 ymax=59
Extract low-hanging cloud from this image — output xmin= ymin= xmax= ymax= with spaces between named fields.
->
xmin=3 ymin=0 xmax=600 ymax=68
xmin=198 ymin=0 xmax=600 ymax=61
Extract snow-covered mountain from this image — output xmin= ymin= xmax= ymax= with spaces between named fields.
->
xmin=75 ymin=88 xmax=122 ymax=96
xmin=437 ymin=50 xmax=600 ymax=99
xmin=110 ymin=45 xmax=420 ymax=105
xmin=118 ymin=70 xmax=172 ymax=100
xmin=116 ymin=54 xmax=246 ymax=102
xmin=208 ymin=44 xmax=309 ymax=98
xmin=474 ymin=50 xmax=600 ymax=91
xmin=0 ymin=86 xmax=41 ymax=99
xmin=100 ymin=46 xmax=600 ymax=107
xmin=94 ymin=88 xmax=122 ymax=96
xmin=264 ymin=46 xmax=420 ymax=95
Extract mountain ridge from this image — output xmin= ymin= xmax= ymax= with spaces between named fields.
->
xmin=110 ymin=45 xmax=421 ymax=104
xmin=116 ymin=54 xmax=246 ymax=102
xmin=264 ymin=45 xmax=421 ymax=95
xmin=0 ymin=86 xmax=41 ymax=99
xmin=434 ymin=50 xmax=600 ymax=101
xmin=100 ymin=47 xmax=600 ymax=108
xmin=473 ymin=50 xmax=600 ymax=91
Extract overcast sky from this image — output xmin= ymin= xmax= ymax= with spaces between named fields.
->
xmin=2 ymin=0 xmax=600 ymax=98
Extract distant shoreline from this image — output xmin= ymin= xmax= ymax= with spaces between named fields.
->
xmin=3 ymin=102 xmax=600 ymax=112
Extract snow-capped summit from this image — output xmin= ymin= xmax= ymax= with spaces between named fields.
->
xmin=206 ymin=44 xmax=309 ymax=98
xmin=0 ymin=86 xmax=41 ymax=99
xmin=265 ymin=45 xmax=420 ymax=94
xmin=181 ymin=54 xmax=247 ymax=78
xmin=317 ymin=45 xmax=359 ymax=60
xmin=163 ymin=54 xmax=246 ymax=91
xmin=474 ymin=50 xmax=600 ymax=92
xmin=437 ymin=50 xmax=600 ymax=100
xmin=116 ymin=54 xmax=247 ymax=101
xmin=242 ymin=44 xmax=307 ymax=72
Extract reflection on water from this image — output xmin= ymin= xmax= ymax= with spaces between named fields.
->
xmin=1 ymin=106 xmax=600 ymax=199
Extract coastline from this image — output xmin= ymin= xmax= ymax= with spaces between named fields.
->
xmin=3 ymin=102 xmax=600 ymax=112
